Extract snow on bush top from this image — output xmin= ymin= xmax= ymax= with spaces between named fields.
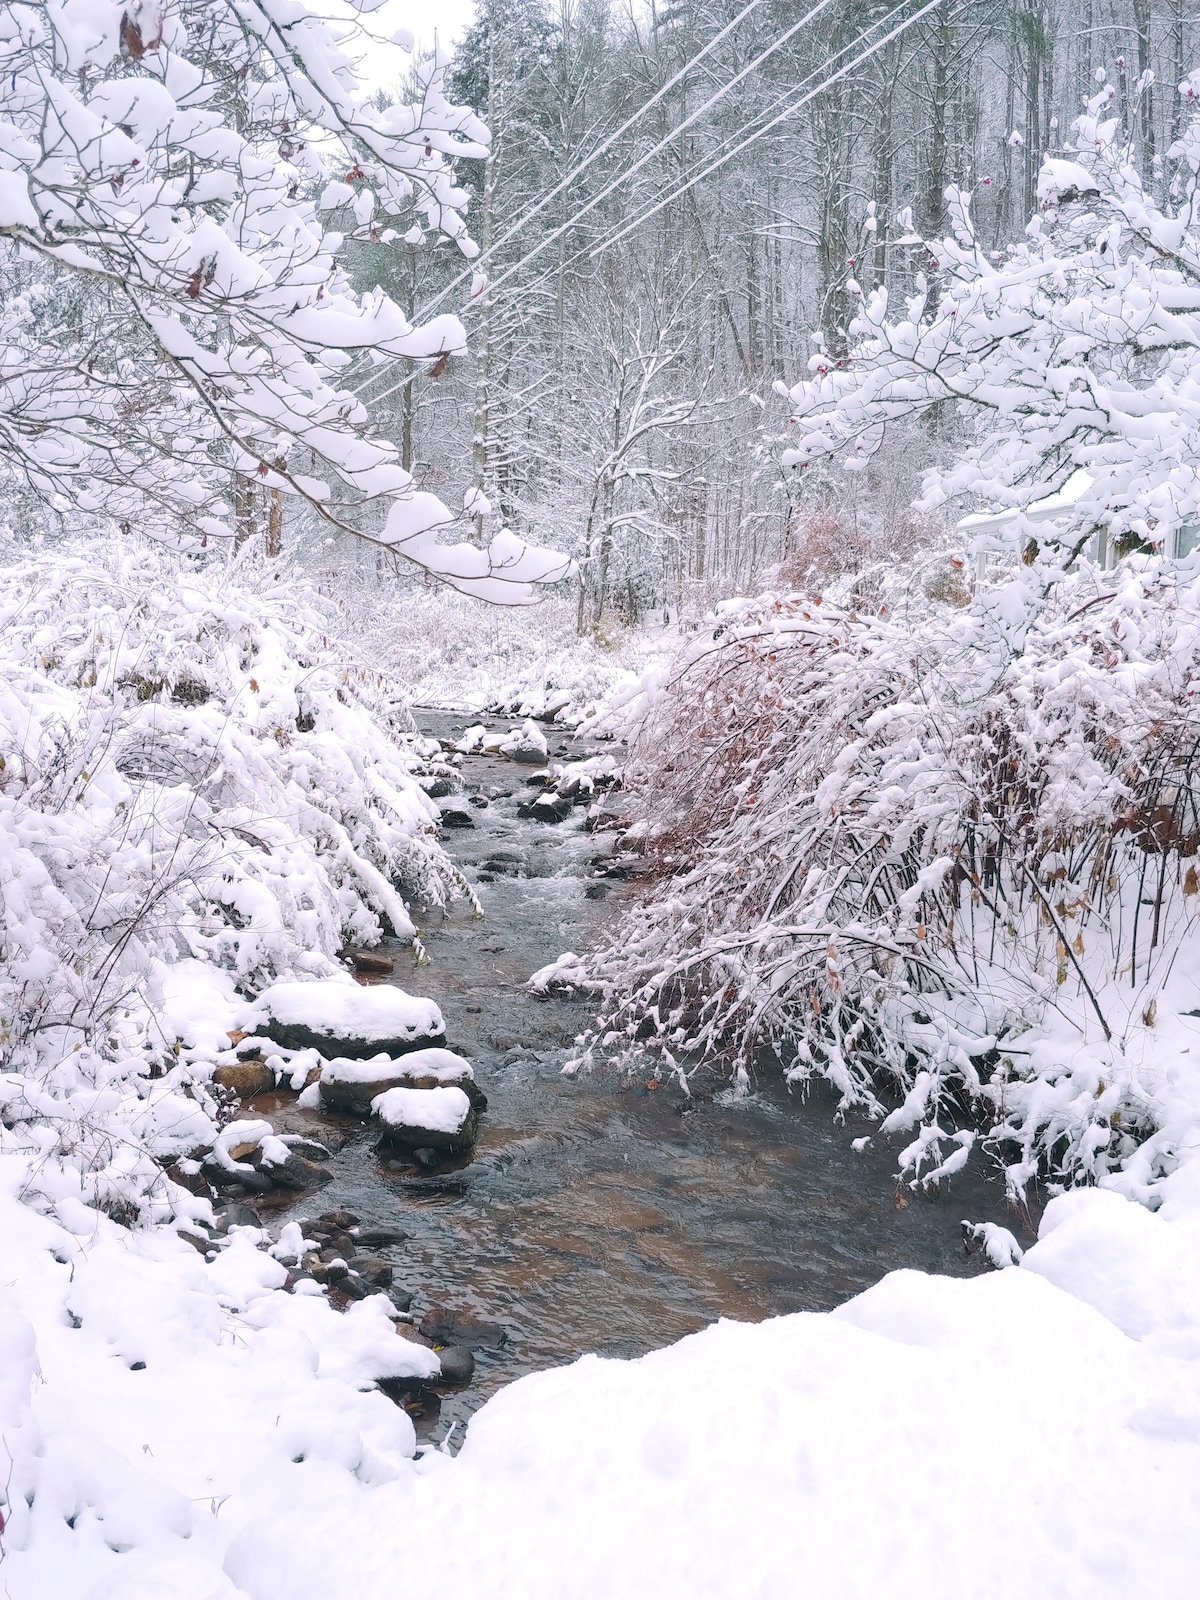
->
xmin=582 ymin=561 xmax=1200 ymax=1203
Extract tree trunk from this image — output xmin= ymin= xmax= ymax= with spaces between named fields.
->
xmin=266 ymin=488 xmax=282 ymax=558
xmin=234 ymin=473 xmax=257 ymax=551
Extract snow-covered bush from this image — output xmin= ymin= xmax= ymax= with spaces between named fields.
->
xmin=335 ymin=581 xmax=648 ymax=725
xmin=0 ymin=540 xmax=462 ymax=1218
xmin=583 ymin=557 xmax=1200 ymax=1200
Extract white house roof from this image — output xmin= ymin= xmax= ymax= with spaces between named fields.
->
xmin=955 ymin=469 xmax=1093 ymax=536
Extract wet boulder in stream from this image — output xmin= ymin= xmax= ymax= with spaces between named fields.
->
xmin=245 ymin=978 xmax=446 ymax=1059
xmin=497 ymin=718 xmax=549 ymax=764
xmin=518 ymin=792 xmax=575 ymax=823
xmin=437 ymin=796 xmax=476 ymax=829
xmin=372 ymin=1085 xmax=479 ymax=1155
xmin=319 ymin=1047 xmax=486 ymax=1116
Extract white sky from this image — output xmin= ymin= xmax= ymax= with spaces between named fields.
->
xmin=338 ymin=0 xmax=480 ymax=81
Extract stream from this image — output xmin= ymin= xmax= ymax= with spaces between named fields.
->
xmin=263 ymin=712 xmax=1037 ymax=1439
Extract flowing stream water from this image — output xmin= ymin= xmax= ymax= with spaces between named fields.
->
xmin=266 ymin=712 xmax=1037 ymax=1438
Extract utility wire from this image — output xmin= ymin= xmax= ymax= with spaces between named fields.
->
xmin=505 ymin=0 xmax=924 ymax=312
xmin=397 ymin=0 xmax=776 ymax=329
xmin=451 ymin=0 xmax=839 ymax=312
xmin=591 ymin=0 xmax=940 ymax=259
xmin=362 ymin=0 xmax=937 ymax=418
xmin=361 ymin=0 xmax=842 ymax=411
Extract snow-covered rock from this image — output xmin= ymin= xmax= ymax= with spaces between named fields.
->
xmin=497 ymin=719 xmax=549 ymax=764
xmin=320 ymin=1048 xmax=484 ymax=1116
xmin=246 ymin=979 xmax=445 ymax=1059
xmin=371 ymin=1086 xmax=478 ymax=1153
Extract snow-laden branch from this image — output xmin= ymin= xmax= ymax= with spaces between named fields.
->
xmin=0 ymin=0 xmax=569 ymax=600
xmin=783 ymin=74 xmax=1200 ymax=558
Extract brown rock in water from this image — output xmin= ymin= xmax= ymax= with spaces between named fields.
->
xmin=419 ymin=1305 xmax=507 ymax=1349
xmin=213 ymin=1060 xmax=274 ymax=1098
xmin=355 ymin=1255 xmax=394 ymax=1287
xmin=343 ymin=948 xmax=394 ymax=976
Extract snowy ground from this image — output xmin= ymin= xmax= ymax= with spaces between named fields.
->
xmin=2 ymin=1152 xmax=1198 ymax=1599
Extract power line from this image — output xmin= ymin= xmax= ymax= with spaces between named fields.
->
xmin=400 ymin=0 xmax=776 ymax=332
xmin=361 ymin=0 xmax=938 ymax=419
xmin=486 ymin=0 xmax=931 ymax=316
xmin=361 ymin=0 xmax=842 ymax=412
xmin=592 ymin=0 xmax=939 ymax=259
xmin=464 ymin=0 xmax=840 ymax=311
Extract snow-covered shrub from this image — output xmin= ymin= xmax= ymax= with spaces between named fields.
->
xmin=583 ymin=559 xmax=1200 ymax=1199
xmin=334 ymin=581 xmax=647 ymax=725
xmin=785 ymin=76 xmax=1200 ymax=560
xmin=0 ymin=542 xmax=462 ymax=1218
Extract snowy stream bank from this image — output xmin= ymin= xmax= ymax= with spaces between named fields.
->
xmin=2 ymin=712 xmax=1199 ymax=1597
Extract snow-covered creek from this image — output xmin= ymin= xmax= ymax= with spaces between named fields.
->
xmin=259 ymin=712 xmax=1034 ymax=1438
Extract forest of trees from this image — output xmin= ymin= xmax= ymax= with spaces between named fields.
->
xmin=338 ymin=0 xmax=1198 ymax=629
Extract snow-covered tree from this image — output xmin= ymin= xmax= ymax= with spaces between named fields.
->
xmin=0 ymin=0 xmax=568 ymax=600
xmin=784 ymin=75 xmax=1200 ymax=563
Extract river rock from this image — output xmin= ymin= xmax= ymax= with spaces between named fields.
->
xmin=245 ymin=979 xmax=446 ymax=1060
xmin=438 ymin=797 xmax=476 ymax=829
xmin=535 ymin=793 xmax=576 ymax=823
xmin=419 ymin=1305 xmax=507 ymax=1349
xmin=319 ymin=1047 xmax=486 ymax=1115
xmin=342 ymin=948 xmax=394 ymax=977
xmin=420 ymin=775 xmax=456 ymax=799
xmin=260 ymin=1150 xmax=332 ymax=1191
xmin=497 ymin=719 xmax=549 ymax=763
xmin=356 ymin=1225 xmax=409 ymax=1246
xmin=372 ymin=1085 xmax=479 ymax=1154
xmin=354 ymin=1254 xmax=394 ymax=1287
xmin=435 ymin=1346 xmax=475 ymax=1386
xmin=212 ymin=1202 xmax=263 ymax=1231
xmin=212 ymin=1059 xmax=274 ymax=1098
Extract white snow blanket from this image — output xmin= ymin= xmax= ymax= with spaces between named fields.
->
xmin=246 ymin=979 xmax=444 ymax=1047
xmin=371 ymin=1085 xmax=473 ymax=1136
xmin=322 ymin=1048 xmax=475 ymax=1088
xmin=2 ymin=1171 xmax=1197 ymax=1598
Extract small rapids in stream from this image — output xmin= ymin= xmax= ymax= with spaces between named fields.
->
xmin=263 ymin=712 xmax=1036 ymax=1439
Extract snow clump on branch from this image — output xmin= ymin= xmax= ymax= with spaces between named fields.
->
xmin=0 ymin=0 xmax=569 ymax=600
xmin=783 ymin=75 xmax=1200 ymax=563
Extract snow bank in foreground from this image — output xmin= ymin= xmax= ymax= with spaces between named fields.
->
xmin=3 ymin=1150 xmax=1197 ymax=1598
xmin=225 ymin=1174 xmax=1194 ymax=1600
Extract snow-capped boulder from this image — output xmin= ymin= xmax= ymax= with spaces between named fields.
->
xmin=246 ymin=979 xmax=445 ymax=1059
xmin=320 ymin=1048 xmax=485 ymax=1116
xmin=438 ymin=795 xmax=476 ymax=829
xmin=199 ymin=1120 xmax=333 ymax=1193
xmin=497 ymin=718 xmax=549 ymax=764
xmin=371 ymin=1086 xmax=479 ymax=1154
